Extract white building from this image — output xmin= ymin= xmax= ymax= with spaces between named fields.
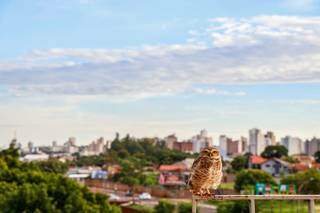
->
xmin=80 ymin=137 xmax=106 ymax=156
xmin=281 ymin=136 xmax=303 ymax=156
xmin=192 ymin=130 xmax=213 ymax=153
xmin=249 ymin=128 xmax=265 ymax=155
xmin=305 ymin=138 xmax=320 ymax=156
xmin=219 ymin=135 xmax=228 ymax=159
xmin=20 ymin=152 xmax=49 ymax=162
xmin=63 ymin=137 xmax=79 ymax=154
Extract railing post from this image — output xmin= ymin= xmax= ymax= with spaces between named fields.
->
xmin=308 ymin=199 xmax=315 ymax=213
xmin=192 ymin=196 xmax=197 ymax=213
xmin=250 ymin=199 xmax=255 ymax=213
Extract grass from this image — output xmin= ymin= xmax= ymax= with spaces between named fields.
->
xmin=219 ymin=182 xmax=234 ymax=190
xmin=129 ymin=204 xmax=154 ymax=213
xmin=256 ymin=201 xmax=309 ymax=213
xmin=207 ymin=200 xmax=320 ymax=213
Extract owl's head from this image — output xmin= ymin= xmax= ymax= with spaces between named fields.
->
xmin=200 ymin=147 xmax=221 ymax=160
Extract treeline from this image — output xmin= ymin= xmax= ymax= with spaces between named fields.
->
xmin=71 ymin=135 xmax=195 ymax=187
xmin=108 ymin=135 xmax=194 ymax=166
xmin=73 ymin=135 xmax=195 ymax=167
xmin=108 ymin=135 xmax=194 ymax=186
xmin=0 ymin=145 xmax=120 ymax=213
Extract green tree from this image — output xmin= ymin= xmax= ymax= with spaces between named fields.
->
xmin=0 ymin=147 xmax=120 ymax=213
xmin=216 ymin=201 xmax=249 ymax=213
xmin=261 ymin=145 xmax=288 ymax=158
xmin=231 ymin=156 xmax=247 ymax=172
xmin=234 ymin=169 xmax=276 ymax=192
xmin=154 ymin=200 xmax=176 ymax=213
xmin=281 ymin=169 xmax=320 ymax=194
xmin=31 ymin=159 xmax=68 ymax=174
xmin=178 ymin=202 xmax=192 ymax=213
xmin=314 ymin=151 xmax=320 ymax=163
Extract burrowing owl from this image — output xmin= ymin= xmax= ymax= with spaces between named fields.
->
xmin=188 ymin=147 xmax=222 ymax=197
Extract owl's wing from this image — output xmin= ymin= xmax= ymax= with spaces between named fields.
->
xmin=187 ymin=157 xmax=202 ymax=187
xmin=191 ymin=156 xmax=202 ymax=171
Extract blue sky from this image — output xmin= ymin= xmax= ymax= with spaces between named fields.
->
xmin=0 ymin=0 xmax=320 ymax=146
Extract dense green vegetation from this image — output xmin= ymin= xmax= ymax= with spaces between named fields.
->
xmin=109 ymin=135 xmax=193 ymax=165
xmin=177 ymin=202 xmax=193 ymax=213
xmin=281 ymin=169 xmax=320 ymax=194
xmin=261 ymin=145 xmax=288 ymax=159
xmin=208 ymin=200 xmax=249 ymax=213
xmin=314 ymin=151 xmax=320 ymax=163
xmin=230 ymin=155 xmax=248 ymax=172
xmin=154 ymin=200 xmax=176 ymax=213
xmin=0 ymin=145 xmax=120 ymax=213
xmin=73 ymin=135 xmax=193 ymax=167
xmin=154 ymin=200 xmax=192 ymax=213
xmin=112 ymin=157 xmax=158 ymax=186
xmin=128 ymin=204 xmax=154 ymax=213
xmin=72 ymin=135 xmax=194 ymax=187
xmin=256 ymin=201 xmax=310 ymax=213
xmin=234 ymin=169 xmax=276 ymax=192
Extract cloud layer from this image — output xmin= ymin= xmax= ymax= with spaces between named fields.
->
xmin=1 ymin=15 xmax=320 ymax=100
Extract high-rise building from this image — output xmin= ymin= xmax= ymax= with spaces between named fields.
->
xmin=219 ymin=135 xmax=248 ymax=158
xmin=64 ymin=137 xmax=78 ymax=154
xmin=265 ymin=131 xmax=276 ymax=146
xmin=68 ymin=137 xmax=76 ymax=146
xmin=28 ymin=141 xmax=34 ymax=153
xmin=227 ymin=140 xmax=240 ymax=155
xmin=305 ymin=138 xmax=320 ymax=156
xmin=192 ymin=129 xmax=213 ymax=153
xmin=219 ymin=135 xmax=228 ymax=159
xmin=281 ymin=136 xmax=303 ymax=156
xmin=164 ymin=134 xmax=178 ymax=150
xmin=249 ymin=128 xmax=265 ymax=155
xmin=173 ymin=140 xmax=193 ymax=153
xmin=240 ymin=136 xmax=248 ymax=153
xmin=80 ymin=137 xmax=106 ymax=156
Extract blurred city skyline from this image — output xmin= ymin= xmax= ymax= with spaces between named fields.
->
xmin=1 ymin=0 xmax=320 ymax=145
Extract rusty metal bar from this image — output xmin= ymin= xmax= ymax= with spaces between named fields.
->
xmin=194 ymin=194 xmax=320 ymax=201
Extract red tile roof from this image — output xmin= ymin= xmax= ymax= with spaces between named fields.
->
xmin=250 ymin=155 xmax=267 ymax=165
xmin=159 ymin=164 xmax=186 ymax=172
xmin=292 ymin=163 xmax=310 ymax=171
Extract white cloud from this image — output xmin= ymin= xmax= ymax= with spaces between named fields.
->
xmin=1 ymin=16 xmax=320 ymax=101
xmin=192 ymin=88 xmax=246 ymax=96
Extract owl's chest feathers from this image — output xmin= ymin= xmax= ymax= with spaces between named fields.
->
xmin=195 ymin=159 xmax=221 ymax=176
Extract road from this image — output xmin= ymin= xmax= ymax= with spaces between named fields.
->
xmin=89 ymin=186 xmax=217 ymax=212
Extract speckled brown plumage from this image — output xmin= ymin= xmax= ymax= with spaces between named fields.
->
xmin=187 ymin=147 xmax=222 ymax=197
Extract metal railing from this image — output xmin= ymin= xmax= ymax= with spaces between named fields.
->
xmin=192 ymin=195 xmax=320 ymax=213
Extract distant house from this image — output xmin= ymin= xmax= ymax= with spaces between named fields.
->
xmin=292 ymin=163 xmax=310 ymax=172
xmin=158 ymin=158 xmax=194 ymax=187
xmin=260 ymin=158 xmax=291 ymax=177
xmin=67 ymin=166 xmax=106 ymax=183
xmin=249 ymin=155 xmax=267 ymax=169
xmin=158 ymin=164 xmax=187 ymax=186
xmin=20 ymin=152 xmax=49 ymax=162
xmin=292 ymin=154 xmax=314 ymax=165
